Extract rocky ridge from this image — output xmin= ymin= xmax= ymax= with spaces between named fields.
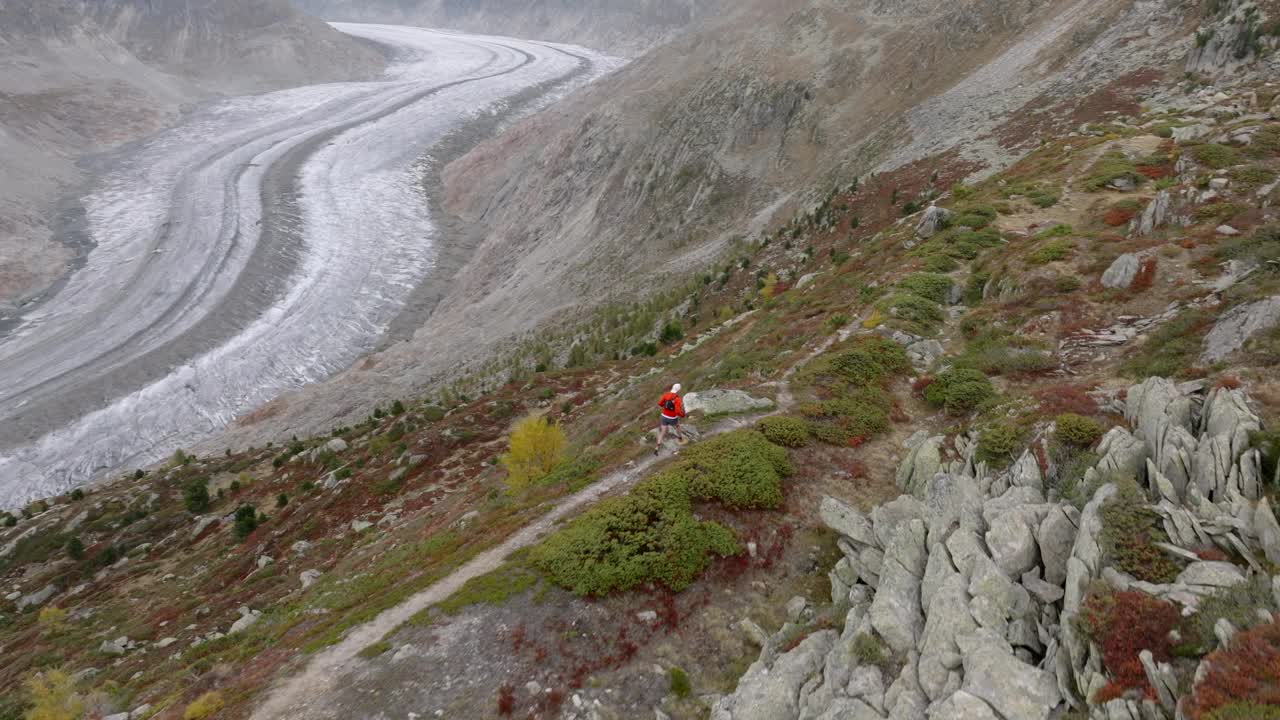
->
xmin=712 ymin=377 xmax=1280 ymax=720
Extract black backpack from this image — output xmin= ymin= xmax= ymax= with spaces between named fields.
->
xmin=662 ymin=397 xmax=677 ymax=412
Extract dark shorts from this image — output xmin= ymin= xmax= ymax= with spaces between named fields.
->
xmin=660 ymin=416 xmax=680 ymax=427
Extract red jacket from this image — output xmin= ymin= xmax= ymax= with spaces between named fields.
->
xmin=659 ymin=393 xmax=686 ymax=419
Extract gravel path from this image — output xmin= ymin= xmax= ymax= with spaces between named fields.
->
xmin=250 ymin=323 xmax=849 ymax=718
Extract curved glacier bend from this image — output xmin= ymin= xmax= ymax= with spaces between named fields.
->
xmin=0 ymin=25 xmax=619 ymax=509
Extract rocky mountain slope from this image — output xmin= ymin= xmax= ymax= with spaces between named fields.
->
xmin=4 ymin=7 xmax=1280 ymax=716
xmin=0 ymin=0 xmax=384 ymax=315
xmin=212 ymin=0 xmax=1205 ymax=453
xmin=292 ymin=0 xmax=723 ymax=53
xmin=3 ymin=1 xmax=1280 ymax=719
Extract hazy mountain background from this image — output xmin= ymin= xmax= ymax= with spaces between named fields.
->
xmin=291 ymin=0 xmax=726 ymax=53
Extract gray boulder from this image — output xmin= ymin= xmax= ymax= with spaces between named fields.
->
xmin=16 ymin=584 xmax=56 ymax=610
xmin=1036 ymin=506 xmax=1079 ymax=586
xmin=1176 ymin=561 xmax=1245 ymax=590
xmin=683 ymin=389 xmax=774 ymax=416
xmin=870 ymin=519 xmax=927 ymax=654
xmin=712 ymin=630 xmax=836 ymax=720
xmin=968 ymin=553 xmax=1029 ymax=636
xmin=897 ymin=436 xmax=944 ymax=496
xmin=821 ymin=497 xmax=877 ymax=548
xmin=957 ymin=629 xmax=1061 ymax=720
xmin=1136 ymin=191 xmax=1172 ymax=236
xmin=918 ymin=573 xmax=978 ymax=701
xmin=915 ymin=206 xmax=953 ymax=239
xmin=1200 ymin=296 xmax=1280 ymax=365
xmin=1101 ymin=254 xmax=1140 ymax=289
xmin=926 ymin=691 xmax=1001 ymax=719
xmin=1252 ymin=497 xmax=1280 ymax=566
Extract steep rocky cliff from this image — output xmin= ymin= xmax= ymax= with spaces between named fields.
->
xmin=293 ymin=0 xmax=721 ymax=53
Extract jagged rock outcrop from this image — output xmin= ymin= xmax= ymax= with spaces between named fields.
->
xmin=714 ymin=378 xmax=1279 ymax=720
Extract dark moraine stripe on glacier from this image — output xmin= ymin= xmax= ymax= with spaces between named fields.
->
xmin=0 ymin=40 xmax=567 ymax=451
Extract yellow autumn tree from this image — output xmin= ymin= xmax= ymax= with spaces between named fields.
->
xmin=760 ymin=273 xmax=780 ymax=300
xmin=24 ymin=669 xmax=83 ymax=720
xmin=501 ymin=415 xmax=566 ymax=491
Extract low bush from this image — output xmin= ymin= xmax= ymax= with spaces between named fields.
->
xmin=1185 ymin=620 xmax=1280 ymax=719
xmin=659 ymin=321 xmax=685 ymax=345
xmin=1056 ymin=413 xmax=1104 ymax=447
xmin=851 ymin=632 xmax=888 ymax=666
xmin=827 ymin=338 xmax=911 ymax=387
xmin=957 ymin=329 xmax=1055 ymax=375
xmin=1084 ymin=152 xmax=1145 ymax=191
xmin=879 ymin=293 xmax=944 ymax=333
xmin=183 ymin=480 xmax=211 ymax=514
xmin=952 ymin=204 xmax=998 ymax=229
xmin=977 ymin=423 xmax=1025 ymax=466
xmin=1100 ymin=478 xmax=1182 ymax=584
xmin=922 ymin=368 xmax=996 ymax=415
xmin=757 ymin=416 xmax=810 ymax=448
xmin=897 ymin=273 xmax=955 ymax=304
xmin=531 ymin=430 xmax=789 ymax=595
xmin=184 ymin=692 xmax=225 ymax=720
xmin=1079 ymin=589 xmax=1183 ymax=702
xmin=1188 ymin=575 xmax=1279 ymax=653
xmin=1215 ymin=224 xmax=1280 ymax=273
xmin=1190 ymin=143 xmax=1240 ymax=170
xmin=233 ymin=505 xmax=259 ymax=539
xmin=1027 ymin=238 xmax=1075 ymax=265
xmin=1120 ymin=308 xmax=1213 ymax=378
xmin=1231 ymin=164 xmax=1277 ymax=189
xmin=23 ymin=670 xmax=82 ymax=720
xmin=669 ymin=667 xmax=692 ymax=699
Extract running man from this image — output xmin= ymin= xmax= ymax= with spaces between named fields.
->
xmin=655 ymin=383 xmax=687 ymax=454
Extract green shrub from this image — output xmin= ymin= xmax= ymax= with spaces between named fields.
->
xmin=851 ymin=632 xmax=888 ymax=666
xmin=1152 ymin=125 xmax=1174 ymax=139
xmin=1206 ymin=703 xmax=1280 ymax=720
xmin=358 ymin=640 xmax=392 ymax=659
xmin=808 ymin=421 xmax=852 ymax=446
xmin=659 ymin=321 xmax=685 ymax=345
xmin=923 ymin=368 xmax=995 ymax=415
xmin=183 ymin=480 xmax=211 ymax=514
xmin=64 ymin=537 xmax=84 ymax=561
xmin=422 ymin=405 xmax=446 ymax=422
xmin=1188 ymin=575 xmax=1279 ymax=652
xmin=897 ymin=273 xmax=955 ymax=304
xmin=531 ymin=430 xmax=789 ymax=595
xmin=1190 ymin=143 xmax=1240 ymax=170
xmin=922 ymin=254 xmax=959 ymax=273
xmin=1084 ymin=152 xmax=1145 ymax=191
xmin=827 ymin=338 xmax=910 ymax=387
xmin=977 ymin=423 xmax=1025 ymax=466
xmin=669 ymin=667 xmax=692 ymax=699
xmin=953 ymin=204 xmax=998 ymax=229
xmin=1027 ymin=238 xmax=1075 ymax=265
xmin=1100 ymin=478 xmax=1182 ymax=584
xmin=757 ymin=416 xmax=810 ymax=448
xmin=1120 ymin=309 xmax=1212 ymax=378
xmin=879 ymin=293 xmax=944 ymax=332
xmin=233 ymin=505 xmax=259 ymax=539
xmin=1231 ymin=164 xmax=1277 ymax=189
xmin=1215 ymin=224 xmax=1280 ymax=272
xmin=958 ymin=330 xmax=1055 ymax=375
xmin=1056 ymin=413 xmax=1104 ymax=447
xmin=184 ymin=691 xmax=224 ymax=720
xmin=677 ymin=430 xmax=792 ymax=509
xmin=947 ymin=230 xmax=1004 ymax=259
